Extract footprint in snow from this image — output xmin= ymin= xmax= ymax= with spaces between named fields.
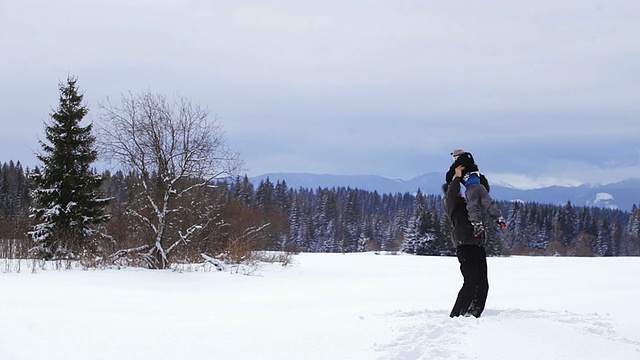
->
xmin=374 ymin=309 xmax=640 ymax=360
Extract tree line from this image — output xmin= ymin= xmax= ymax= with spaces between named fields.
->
xmin=217 ymin=176 xmax=640 ymax=257
xmin=2 ymin=162 xmax=640 ymax=263
xmin=2 ymin=76 xmax=639 ymax=269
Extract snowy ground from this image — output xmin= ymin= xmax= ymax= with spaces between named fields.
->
xmin=1 ymin=253 xmax=639 ymax=360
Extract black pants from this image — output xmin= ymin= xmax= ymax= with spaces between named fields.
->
xmin=450 ymin=245 xmax=489 ymax=318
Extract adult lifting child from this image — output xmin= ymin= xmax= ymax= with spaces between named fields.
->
xmin=445 ymin=148 xmax=506 ymax=237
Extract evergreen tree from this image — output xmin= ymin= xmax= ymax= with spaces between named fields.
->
xmin=29 ymin=76 xmax=109 ymax=259
xmin=401 ymin=208 xmax=421 ymax=255
xmin=386 ymin=209 xmax=407 ymax=252
xmin=436 ymin=211 xmax=455 ymax=256
xmin=0 ymin=161 xmax=30 ymax=219
xmin=314 ymin=189 xmax=340 ymax=252
xmin=232 ymin=175 xmax=254 ymax=207
xmin=256 ymin=177 xmax=274 ymax=212
xmin=274 ymin=180 xmax=291 ymax=214
xmin=483 ymin=212 xmax=503 ymax=256
xmin=626 ymin=205 xmax=640 ymax=239
xmin=289 ymin=192 xmax=305 ymax=250
xmin=504 ymin=201 xmax=524 ymax=250
xmin=528 ymin=203 xmax=550 ymax=250
xmin=625 ymin=205 xmax=640 ymax=255
xmin=559 ymin=201 xmax=577 ymax=246
xmin=595 ymin=216 xmax=613 ymax=256
xmin=344 ymin=188 xmax=361 ymax=252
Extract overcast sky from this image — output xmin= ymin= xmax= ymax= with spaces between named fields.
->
xmin=2 ymin=0 xmax=640 ymax=189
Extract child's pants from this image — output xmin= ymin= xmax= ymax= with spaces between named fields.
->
xmin=465 ymin=183 xmax=502 ymax=224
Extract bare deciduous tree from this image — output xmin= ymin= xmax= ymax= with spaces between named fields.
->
xmin=97 ymin=92 xmax=243 ymax=268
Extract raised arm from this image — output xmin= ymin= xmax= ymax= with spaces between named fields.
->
xmin=444 ymin=166 xmax=464 ymax=219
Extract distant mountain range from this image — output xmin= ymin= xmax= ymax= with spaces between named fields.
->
xmin=250 ymin=172 xmax=640 ymax=212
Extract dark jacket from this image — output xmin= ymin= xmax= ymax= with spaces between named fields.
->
xmin=443 ymin=177 xmax=486 ymax=247
xmin=445 ymin=152 xmax=480 ymax=184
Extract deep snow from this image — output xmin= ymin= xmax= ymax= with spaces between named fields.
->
xmin=1 ymin=253 xmax=639 ymax=359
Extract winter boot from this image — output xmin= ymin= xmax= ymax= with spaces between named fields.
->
xmin=497 ymin=216 xmax=506 ymax=230
xmin=466 ymin=308 xmax=482 ymax=318
xmin=471 ymin=221 xmax=484 ymax=238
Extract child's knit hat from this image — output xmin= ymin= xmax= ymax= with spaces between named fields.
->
xmin=451 ymin=148 xmax=465 ymax=158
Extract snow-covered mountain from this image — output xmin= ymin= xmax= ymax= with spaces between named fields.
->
xmin=250 ymin=172 xmax=640 ymax=211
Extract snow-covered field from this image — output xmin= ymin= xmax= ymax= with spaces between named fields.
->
xmin=1 ymin=253 xmax=639 ymax=360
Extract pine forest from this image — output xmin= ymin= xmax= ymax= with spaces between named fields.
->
xmin=2 ymin=164 xmax=640 ymax=267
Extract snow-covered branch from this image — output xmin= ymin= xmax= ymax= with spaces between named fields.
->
xmin=97 ymin=91 xmax=243 ymax=269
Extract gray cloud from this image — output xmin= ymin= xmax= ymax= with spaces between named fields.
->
xmin=2 ymin=1 xmax=639 ymax=188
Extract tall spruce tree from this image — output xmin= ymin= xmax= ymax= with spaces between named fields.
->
xmin=29 ymin=76 xmax=109 ymax=259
